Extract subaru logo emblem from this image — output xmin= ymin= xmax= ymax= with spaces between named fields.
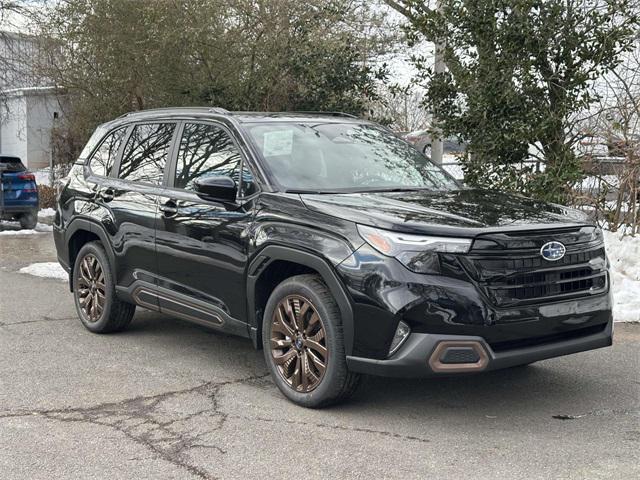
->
xmin=540 ymin=241 xmax=566 ymax=261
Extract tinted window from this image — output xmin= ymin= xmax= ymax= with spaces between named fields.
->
xmin=79 ymin=125 xmax=107 ymax=160
xmin=246 ymin=122 xmax=458 ymax=192
xmin=88 ymin=127 xmax=126 ymax=177
xmin=119 ymin=123 xmax=175 ymax=184
xmin=175 ymin=123 xmax=242 ymax=191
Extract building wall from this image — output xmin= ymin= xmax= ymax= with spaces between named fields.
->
xmin=0 ymin=95 xmax=27 ymax=162
xmin=1 ymin=30 xmax=62 ymax=172
xmin=26 ymin=93 xmax=60 ymax=170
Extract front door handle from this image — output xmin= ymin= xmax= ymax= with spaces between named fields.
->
xmin=160 ymin=199 xmax=178 ymax=218
xmin=99 ymin=188 xmax=114 ymax=203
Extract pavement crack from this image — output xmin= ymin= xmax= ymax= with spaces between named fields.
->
xmin=552 ymin=408 xmax=639 ymax=420
xmin=0 ymin=373 xmax=269 ymax=480
xmin=227 ymin=413 xmax=431 ymax=444
xmin=1 ymin=316 xmax=75 ymax=326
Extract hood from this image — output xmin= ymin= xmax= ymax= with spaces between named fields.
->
xmin=300 ymin=189 xmax=591 ymax=236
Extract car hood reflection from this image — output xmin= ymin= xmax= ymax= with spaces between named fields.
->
xmin=300 ymin=189 xmax=590 ymax=235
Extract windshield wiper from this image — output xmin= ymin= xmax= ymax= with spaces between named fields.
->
xmin=352 ymin=187 xmax=434 ymax=193
xmin=286 ymin=187 xmax=437 ymax=194
xmin=285 ymin=189 xmax=338 ymax=194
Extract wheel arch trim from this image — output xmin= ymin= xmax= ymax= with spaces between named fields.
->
xmin=246 ymin=245 xmax=354 ymax=355
xmin=64 ymin=218 xmax=116 ymax=292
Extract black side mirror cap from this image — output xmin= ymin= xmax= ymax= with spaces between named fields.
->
xmin=193 ymin=175 xmax=237 ymax=202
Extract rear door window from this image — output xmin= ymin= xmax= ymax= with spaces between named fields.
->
xmin=88 ymin=127 xmax=126 ymax=177
xmin=119 ymin=123 xmax=175 ymax=185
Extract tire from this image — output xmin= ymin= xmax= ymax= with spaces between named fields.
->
xmin=72 ymin=241 xmax=135 ymax=333
xmin=19 ymin=211 xmax=37 ymax=229
xmin=262 ymin=274 xmax=361 ymax=408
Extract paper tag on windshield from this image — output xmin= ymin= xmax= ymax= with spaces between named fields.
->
xmin=263 ymin=130 xmax=293 ymax=157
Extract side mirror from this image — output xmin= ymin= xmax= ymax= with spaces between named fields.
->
xmin=194 ymin=175 xmax=237 ymax=202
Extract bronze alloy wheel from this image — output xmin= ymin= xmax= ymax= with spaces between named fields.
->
xmin=77 ymin=254 xmax=106 ymax=322
xmin=270 ymin=295 xmax=328 ymax=393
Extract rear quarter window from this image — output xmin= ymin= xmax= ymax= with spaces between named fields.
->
xmin=78 ymin=125 xmax=108 ymax=161
xmin=88 ymin=127 xmax=127 ymax=177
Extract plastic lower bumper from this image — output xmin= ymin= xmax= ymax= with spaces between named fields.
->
xmin=346 ymin=320 xmax=613 ymax=377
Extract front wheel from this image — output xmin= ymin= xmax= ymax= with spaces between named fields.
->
xmin=262 ymin=274 xmax=361 ymax=408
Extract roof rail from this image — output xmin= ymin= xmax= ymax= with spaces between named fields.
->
xmin=118 ymin=106 xmax=230 ymax=118
xmin=291 ymin=111 xmax=359 ymax=118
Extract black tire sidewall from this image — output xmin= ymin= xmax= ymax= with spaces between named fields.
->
xmin=73 ymin=242 xmax=116 ymax=332
xmin=262 ymin=275 xmax=348 ymax=408
xmin=20 ymin=211 xmax=37 ymax=229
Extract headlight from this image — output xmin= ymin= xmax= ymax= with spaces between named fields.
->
xmin=357 ymin=224 xmax=472 ymax=273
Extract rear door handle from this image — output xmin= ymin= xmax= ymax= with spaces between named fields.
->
xmin=160 ymin=199 xmax=178 ymax=217
xmin=99 ymin=188 xmax=114 ymax=203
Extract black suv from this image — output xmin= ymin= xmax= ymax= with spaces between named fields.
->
xmin=54 ymin=108 xmax=613 ymax=407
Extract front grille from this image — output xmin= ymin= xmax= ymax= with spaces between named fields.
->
xmin=462 ymin=228 xmax=608 ymax=307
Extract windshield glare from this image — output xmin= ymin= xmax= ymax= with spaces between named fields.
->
xmin=246 ymin=122 xmax=458 ymax=192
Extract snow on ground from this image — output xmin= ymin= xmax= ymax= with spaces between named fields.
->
xmin=38 ymin=208 xmax=56 ymax=218
xmin=0 ymin=208 xmax=55 ymax=234
xmin=581 ymin=175 xmax=619 ymax=190
xmin=604 ymin=230 xmax=640 ymax=322
xmin=19 ymin=262 xmax=68 ymax=281
xmin=0 ymin=222 xmax=53 ymax=235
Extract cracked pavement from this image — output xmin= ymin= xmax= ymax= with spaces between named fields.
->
xmin=1 ymin=232 xmax=639 ymax=479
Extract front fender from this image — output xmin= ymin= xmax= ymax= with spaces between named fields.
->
xmin=246 ymin=245 xmax=356 ymax=356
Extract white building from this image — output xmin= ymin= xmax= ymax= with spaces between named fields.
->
xmin=0 ymin=31 xmax=63 ymax=172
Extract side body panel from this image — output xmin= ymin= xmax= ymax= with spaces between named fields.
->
xmin=97 ymin=176 xmax=160 ymax=288
xmin=154 ymin=187 xmax=255 ymax=325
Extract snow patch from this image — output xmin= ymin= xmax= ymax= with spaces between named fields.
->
xmin=19 ymin=262 xmax=68 ymax=281
xmin=0 ymin=223 xmax=53 ymax=235
xmin=38 ymin=208 xmax=56 ymax=218
xmin=605 ymin=230 xmax=640 ymax=323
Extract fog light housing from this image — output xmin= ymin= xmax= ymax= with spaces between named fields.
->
xmin=388 ymin=321 xmax=411 ymax=356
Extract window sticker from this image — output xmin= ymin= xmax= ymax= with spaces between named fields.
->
xmin=263 ymin=130 xmax=294 ymax=157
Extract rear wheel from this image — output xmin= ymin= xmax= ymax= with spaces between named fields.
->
xmin=19 ymin=211 xmax=37 ymax=229
xmin=262 ymin=274 xmax=361 ymax=408
xmin=73 ymin=242 xmax=135 ymax=333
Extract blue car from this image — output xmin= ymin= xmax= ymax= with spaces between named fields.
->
xmin=0 ymin=155 xmax=39 ymax=229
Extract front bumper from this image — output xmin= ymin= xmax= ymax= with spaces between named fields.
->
xmin=346 ymin=319 xmax=613 ymax=377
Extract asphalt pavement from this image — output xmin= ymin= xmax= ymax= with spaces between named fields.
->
xmin=0 ymin=228 xmax=638 ymax=479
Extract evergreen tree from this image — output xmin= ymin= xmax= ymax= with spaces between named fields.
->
xmin=386 ymin=0 xmax=638 ymax=202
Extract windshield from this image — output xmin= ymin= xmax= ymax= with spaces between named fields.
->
xmin=245 ymin=122 xmax=458 ymax=192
